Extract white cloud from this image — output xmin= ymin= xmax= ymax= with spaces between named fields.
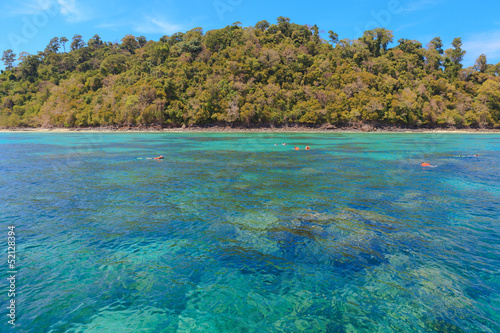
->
xmin=7 ymin=0 xmax=91 ymax=22
xmin=56 ymin=0 xmax=83 ymax=21
xmin=94 ymin=16 xmax=184 ymax=36
xmin=463 ymin=31 xmax=500 ymax=66
xmin=394 ymin=21 xmax=423 ymax=33
xmin=95 ymin=21 xmax=127 ymax=30
xmin=134 ymin=17 xmax=183 ymax=35
xmin=7 ymin=0 xmax=53 ymax=15
xmin=401 ymin=0 xmax=441 ymax=13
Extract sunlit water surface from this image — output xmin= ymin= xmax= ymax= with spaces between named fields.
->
xmin=0 ymin=132 xmax=499 ymax=332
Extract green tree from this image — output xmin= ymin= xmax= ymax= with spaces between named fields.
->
xmin=121 ymin=35 xmax=139 ymax=53
xmin=17 ymin=51 xmax=30 ymax=63
xmin=149 ymin=44 xmax=170 ymax=65
xmin=277 ymin=16 xmax=291 ymax=36
xmin=168 ymin=32 xmax=185 ymax=46
xmin=425 ymin=38 xmax=443 ymax=72
xmin=444 ymin=37 xmax=466 ymax=79
xmin=255 ymin=20 xmax=270 ymax=31
xmin=360 ymin=28 xmax=393 ymax=57
xmin=100 ymin=54 xmax=128 ymax=75
xmin=204 ymin=29 xmax=231 ymax=53
xmin=1 ymin=50 xmax=16 ymax=70
xmin=45 ymin=37 xmax=60 ymax=53
xmin=328 ymin=30 xmax=339 ymax=44
xmin=477 ymin=79 xmax=500 ymax=120
xmin=60 ymin=37 xmax=69 ymax=52
xmin=397 ymin=38 xmax=423 ymax=54
xmin=88 ymin=34 xmax=103 ymax=48
xmin=428 ymin=37 xmax=443 ymax=54
xmin=446 ymin=37 xmax=466 ymax=65
xmin=137 ymin=36 xmax=147 ymax=48
xmin=19 ymin=54 xmax=40 ymax=82
xmin=311 ymin=24 xmax=320 ymax=43
xmin=474 ymin=54 xmax=487 ymax=73
xmin=70 ymin=34 xmax=86 ymax=51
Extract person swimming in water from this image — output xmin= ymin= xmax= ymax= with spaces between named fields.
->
xmin=305 ymin=146 xmax=310 ymax=150
xmin=294 ymin=146 xmax=299 ymax=150
xmin=154 ymin=155 xmax=164 ymax=160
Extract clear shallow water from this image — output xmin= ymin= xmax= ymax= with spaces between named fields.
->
xmin=0 ymin=132 xmax=499 ymax=332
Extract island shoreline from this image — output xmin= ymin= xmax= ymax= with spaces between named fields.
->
xmin=1 ymin=125 xmax=499 ymax=134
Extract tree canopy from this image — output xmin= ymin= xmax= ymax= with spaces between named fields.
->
xmin=0 ymin=18 xmax=499 ymax=129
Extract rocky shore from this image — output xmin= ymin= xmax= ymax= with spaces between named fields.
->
xmin=1 ymin=123 xmax=499 ymax=133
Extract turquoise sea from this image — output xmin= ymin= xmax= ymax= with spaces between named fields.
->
xmin=0 ymin=132 xmax=499 ymax=332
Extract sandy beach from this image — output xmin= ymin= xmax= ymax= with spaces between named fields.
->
xmin=1 ymin=126 xmax=499 ymax=134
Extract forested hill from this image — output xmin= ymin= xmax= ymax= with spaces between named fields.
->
xmin=1 ymin=17 xmax=500 ymax=129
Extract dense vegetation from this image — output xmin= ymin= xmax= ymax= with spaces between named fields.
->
xmin=1 ymin=18 xmax=500 ymax=129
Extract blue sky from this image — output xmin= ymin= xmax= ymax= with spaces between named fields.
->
xmin=1 ymin=0 xmax=499 ymax=69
